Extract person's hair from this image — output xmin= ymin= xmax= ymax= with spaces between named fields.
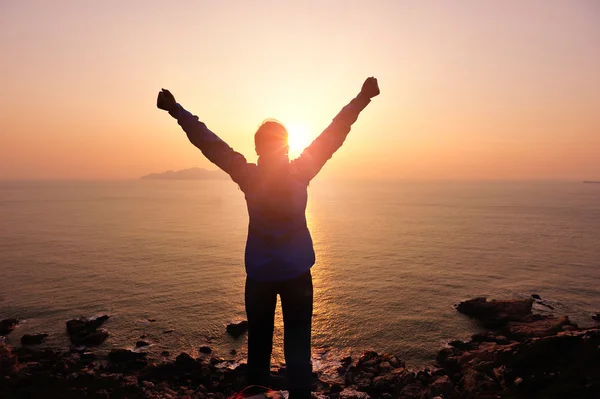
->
xmin=254 ymin=119 xmax=289 ymax=156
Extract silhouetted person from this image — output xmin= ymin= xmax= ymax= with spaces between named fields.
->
xmin=157 ymin=77 xmax=380 ymax=399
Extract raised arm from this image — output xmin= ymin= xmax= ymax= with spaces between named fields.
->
xmin=292 ymin=77 xmax=380 ymax=182
xmin=157 ymin=89 xmax=253 ymax=187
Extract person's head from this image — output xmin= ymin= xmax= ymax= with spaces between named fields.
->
xmin=254 ymin=119 xmax=289 ymax=159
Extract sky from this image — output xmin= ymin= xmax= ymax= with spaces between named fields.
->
xmin=1 ymin=0 xmax=599 ymax=180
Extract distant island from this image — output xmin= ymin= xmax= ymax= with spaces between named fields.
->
xmin=141 ymin=167 xmax=228 ymax=180
xmin=583 ymin=181 xmax=600 ymax=184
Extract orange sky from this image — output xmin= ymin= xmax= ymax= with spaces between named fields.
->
xmin=1 ymin=0 xmax=599 ymax=180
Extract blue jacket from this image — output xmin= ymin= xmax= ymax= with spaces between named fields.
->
xmin=170 ymin=94 xmax=371 ymax=282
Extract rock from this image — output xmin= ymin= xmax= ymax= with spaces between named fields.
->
xmin=514 ymin=376 xmax=523 ymax=385
xmin=199 ymin=346 xmax=212 ymax=354
xmin=21 ymin=333 xmax=49 ymax=345
xmin=0 ymin=342 xmax=18 ymax=376
xmin=0 ymin=318 xmax=19 ymax=335
xmin=504 ymin=315 xmax=576 ymax=339
xmin=592 ymin=313 xmax=600 ymax=322
xmin=471 ymin=331 xmax=498 ymax=343
xmin=66 ymin=315 xmax=110 ymax=346
xmin=210 ymin=356 xmax=224 ymax=365
xmin=388 ymin=356 xmax=404 ymax=369
xmin=531 ymin=295 xmax=555 ymax=310
xmin=81 ymin=351 xmax=96 ymax=361
xmin=136 ymin=340 xmax=150 ymax=348
xmin=372 ymin=373 xmax=396 ymax=393
xmin=161 ymin=351 xmax=170 ymax=357
xmin=230 ymin=349 xmax=237 ymax=355
xmin=75 ymin=330 xmax=109 ymax=346
xmin=456 ymin=297 xmax=533 ymax=327
xmin=416 ymin=369 xmax=432 ymax=383
xmin=13 ymin=346 xmax=61 ymax=363
xmin=495 ymin=335 xmax=510 ymax=345
xmin=148 ymin=319 xmax=157 ymax=322
xmin=66 ymin=315 xmax=109 ymax=336
xmin=96 ymin=389 xmax=110 ymax=399
xmin=226 ymin=321 xmax=249 ymax=338
xmin=175 ymin=352 xmax=196 ymax=369
xmin=339 ymin=387 xmax=370 ymax=399
xmin=0 ymin=296 xmax=597 ymax=399
xmin=428 ymin=375 xmax=454 ymax=397
xmin=357 ymin=351 xmax=378 ymax=365
xmin=108 ymin=348 xmax=147 ymax=363
xmin=398 ymin=383 xmax=424 ymax=399
xmin=163 ymin=329 xmax=174 ymax=334
xmin=448 ymin=340 xmax=469 ymax=350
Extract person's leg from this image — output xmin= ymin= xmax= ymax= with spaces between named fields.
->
xmin=245 ymin=275 xmax=278 ymax=388
xmin=279 ymin=271 xmax=313 ymax=399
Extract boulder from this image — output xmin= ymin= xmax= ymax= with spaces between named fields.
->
xmin=72 ymin=330 xmax=109 ymax=346
xmin=531 ymin=295 xmax=555 ymax=310
xmin=592 ymin=313 xmax=600 ymax=322
xmin=226 ymin=321 xmax=249 ymax=338
xmin=175 ymin=352 xmax=196 ymax=369
xmin=503 ymin=315 xmax=576 ymax=339
xmin=66 ymin=315 xmax=110 ymax=346
xmin=136 ymin=340 xmax=150 ymax=348
xmin=428 ymin=375 xmax=454 ymax=397
xmin=21 ymin=333 xmax=49 ymax=345
xmin=357 ymin=351 xmax=379 ymax=366
xmin=108 ymin=348 xmax=147 ymax=363
xmin=456 ymin=297 xmax=533 ymax=327
xmin=66 ymin=315 xmax=109 ymax=336
xmin=0 ymin=342 xmax=18 ymax=376
xmin=339 ymin=386 xmax=370 ymax=399
xmin=0 ymin=318 xmax=19 ymax=335
xmin=397 ymin=383 xmax=424 ymax=399
xmin=199 ymin=346 xmax=212 ymax=354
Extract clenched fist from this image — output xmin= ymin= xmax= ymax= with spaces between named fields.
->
xmin=360 ymin=77 xmax=380 ymax=99
xmin=157 ymin=89 xmax=177 ymax=112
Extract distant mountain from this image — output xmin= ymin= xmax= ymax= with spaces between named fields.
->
xmin=141 ymin=167 xmax=228 ymax=180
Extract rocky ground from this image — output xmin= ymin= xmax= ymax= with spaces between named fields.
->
xmin=1 ymin=297 xmax=599 ymax=398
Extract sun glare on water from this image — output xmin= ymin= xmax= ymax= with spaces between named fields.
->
xmin=286 ymin=122 xmax=312 ymax=158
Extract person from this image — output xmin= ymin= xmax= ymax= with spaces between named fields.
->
xmin=157 ymin=77 xmax=380 ymax=399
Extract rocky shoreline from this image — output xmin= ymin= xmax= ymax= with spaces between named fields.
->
xmin=1 ymin=297 xmax=599 ymax=398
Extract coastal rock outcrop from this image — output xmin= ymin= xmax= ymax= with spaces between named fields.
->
xmin=66 ymin=315 xmax=110 ymax=346
xmin=0 ymin=319 xmax=19 ymax=335
xmin=0 ymin=342 xmax=18 ymax=376
xmin=1 ymin=298 xmax=598 ymax=398
xmin=21 ymin=333 xmax=48 ymax=345
xmin=226 ymin=321 xmax=249 ymax=338
xmin=109 ymin=348 xmax=147 ymax=363
xmin=455 ymin=297 xmax=533 ymax=326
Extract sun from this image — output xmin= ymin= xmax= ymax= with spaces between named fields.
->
xmin=286 ymin=122 xmax=312 ymax=158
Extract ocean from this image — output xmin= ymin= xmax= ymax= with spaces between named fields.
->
xmin=1 ymin=179 xmax=599 ymax=369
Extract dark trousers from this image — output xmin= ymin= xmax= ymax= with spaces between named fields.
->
xmin=245 ymin=270 xmax=313 ymax=399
